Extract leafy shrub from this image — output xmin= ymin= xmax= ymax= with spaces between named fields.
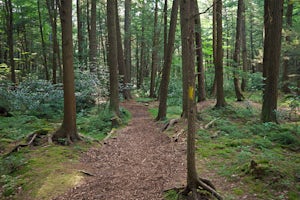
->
xmin=167 ymin=76 xmax=182 ymax=106
xmin=0 ymin=70 xmax=107 ymax=118
xmin=248 ymin=72 xmax=264 ymax=91
xmin=75 ymin=70 xmax=104 ymax=111
xmin=9 ymin=79 xmax=63 ymax=118
xmin=0 ymin=81 xmax=13 ymax=110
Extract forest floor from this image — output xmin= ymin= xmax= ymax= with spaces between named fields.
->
xmin=53 ymin=100 xmax=187 ymax=200
xmin=1 ymin=98 xmax=299 ymax=200
xmin=53 ymin=99 xmax=299 ymax=200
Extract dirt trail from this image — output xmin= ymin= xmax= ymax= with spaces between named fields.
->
xmin=54 ymin=101 xmax=186 ymax=200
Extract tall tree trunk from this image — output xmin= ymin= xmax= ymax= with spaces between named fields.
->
xmin=124 ymin=0 xmax=132 ymax=84
xmin=232 ymin=0 xmax=245 ymax=101
xmin=135 ymin=34 xmax=140 ymax=85
xmin=163 ymin=0 xmax=168 ymax=65
xmin=194 ymin=0 xmax=206 ymax=102
xmin=180 ymin=1 xmax=222 ymax=199
xmin=180 ymin=0 xmax=198 ymax=189
xmin=156 ymin=0 xmax=179 ymax=121
xmin=89 ymin=0 xmax=97 ymax=73
xmin=138 ymin=24 xmax=146 ymax=89
xmin=77 ymin=0 xmax=84 ymax=66
xmin=5 ymin=0 xmax=16 ymax=83
xmin=241 ymin=0 xmax=247 ymax=91
xmin=261 ymin=0 xmax=284 ymax=123
xmin=150 ymin=0 xmax=159 ymax=98
xmin=99 ymin=13 xmax=107 ymax=65
xmin=211 ymin=0 xmax=217 ymax=96
xmin=116 ymin=2 xmax=131 ymax=100
xmin=215 ymin=0 xmax=226 ymax=107
xmin=53 ymin=0 xmax=81 ymax=143
xmin=249 ymin=10 xmax=255 ymax=73
xmin=107 ymin=0 xmax=120 ymax=116
xmin=46 ymin=0 xmax=59 ymax=84
xmin=281 ymin=0 xmax=293 ymax=94
xmin=180 ymin=0 xmax=189 ymax=118
xmin=37 ymin=0 xmax=49 ymax=80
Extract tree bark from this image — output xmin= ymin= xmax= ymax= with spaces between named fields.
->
xmin=180 ymin=2 xmax=223 ymax=199
xmin=116 ymin=2 xmax=131 ymax=100
xmin=89 ymin=0 xmax=97 ymax=73
xmin=211 ymin=0 xmax=217 ymax=96
xmin=46 ymin=0 xmax=60 ymax=84
xmin=138 ymin=24 xmax=146 ymax=89
xmin=163 ymin=0 xmax=168 ymax=65
xmin=107 ymin=0 xmax=120 ymax=116
xmin=124 ymin=0 xmax=132 ymax=84
xmin=215 ymin=0 xmax=226 ymax=107
xmin=150 ymin=0 xmax=160 ymax=98
xmin=5 ymin=0 xmax=16 ymax=83
xmin=53 ymin=0 xmax=80 ymax=143
xmin=37 ymin=0 xmax=49 ymax=80
xmin=156 ymin=0 xmax=179 ymax=121
xmin=77 ymin=0 xmax=84 ymax=66
xmin=194 ymin=0 xmax=206 ymax=102
xmin=232 ymin=0 xmax=245 ymax=101
xmin=261 ymin=0 xmax=284 ymax=123
xmin=241 ymin=0 xmax=248 ymax=91
xmin=180 ymin=0 xmax=198 ymax=188
xmin=281 ymin=0 xmax=293 ymax=94
xmin=249 ymin=9 xmax=255 ymax=73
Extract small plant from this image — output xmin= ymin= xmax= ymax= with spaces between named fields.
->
xmin=0 ymin=154 xmax=27 ymax=175
xmin=0 ymin=175 xmax=18 ymax=197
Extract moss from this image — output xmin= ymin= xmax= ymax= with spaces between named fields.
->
xmin=233 ymin=188 xmax=244 ymax=196
xmin=7 ymin=144 xmax=90 ymax=199
xmin=34 ymin=172 xmax=83 ymax=200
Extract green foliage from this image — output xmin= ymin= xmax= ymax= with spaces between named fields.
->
xmin=196 ymin=102 xmax=300 ymax=199
xmin=164 ymin=189 xmax=178 ymax=200
xmin=0 ymin=71 xmax=105 ymax=118
xmin=247 ymin=72 xmax=265 ymax=91
xmin=0 ymin=64 xmax=10 ymax=80
xmin=135 ymin=97 xmax=155 ymax=103
xmin=167 ymin=76 xmax=182 ymax=106
xmin=0 ymin=115 xmax=52 ymax=141
xmin=75 ymin=70 xmax=106 ymax=111
xmin=0 ymin=174 xmax=18 ymax=197
xmin=0 ymin=154 xmax=27 ymax=197
xmin=78 ymin=104 xmax=130 ymax=140
xmin=0 ymin=79 xmax=63 ymax=118
xmin=0 ymin=154 xmax=26 ymax=175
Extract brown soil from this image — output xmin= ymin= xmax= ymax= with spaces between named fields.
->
xmin=53 ymin=101 xmax=187 ymax=200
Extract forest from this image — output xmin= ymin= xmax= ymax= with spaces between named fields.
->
xmin=0 ymin=0 xmax=299 ymax=199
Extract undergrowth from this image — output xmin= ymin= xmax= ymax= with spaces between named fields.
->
xmin=0 ymin=103 xmax=130 ymax=199
xmin=196 ymin=102 xmax=300 ymax=200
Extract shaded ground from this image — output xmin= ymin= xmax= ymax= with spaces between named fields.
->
xmin=54 ymin=101 xmax=186 ymax=200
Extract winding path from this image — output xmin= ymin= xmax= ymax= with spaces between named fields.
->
xmin=54 ymin=101 xmax=186 ymax=200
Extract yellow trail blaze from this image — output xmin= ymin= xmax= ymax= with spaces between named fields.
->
xmin=188 ymin=86 xmax=194 ymax=100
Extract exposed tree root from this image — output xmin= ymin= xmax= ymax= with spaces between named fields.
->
xmin=51 ymin=128 xmax=82 ymax=145
xmin=162 ymin=118 xmax=179 ymax=131
xmin=78 ymin=170 xmax=94 ymax=176
xmin=203 ymin=118 xmax=219 ymax=129
xmin=173 ymin=129 xmax=186 ymax=142
xmin=6 ymin=129 xmax=50 ymax=156
xmin=177 ymin=177 xmax=223 ymax=200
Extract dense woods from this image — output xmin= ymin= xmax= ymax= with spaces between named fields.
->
xmin=0 ymin=0 xmax=299 ymax=199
